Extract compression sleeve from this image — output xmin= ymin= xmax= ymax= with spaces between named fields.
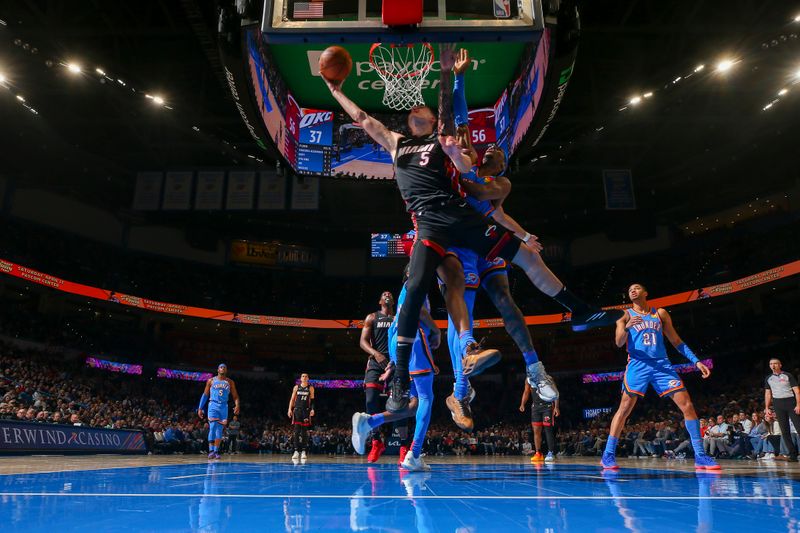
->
xmin=676 ymin=343 xmax=699 ymax=365
xmin=198 ymin=393 xmax=209 ymax=410
xmin=453 ymin=72 xmax=468 ymax=127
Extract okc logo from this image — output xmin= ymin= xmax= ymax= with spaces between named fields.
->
xmin=668 ymin=379 xmax=681 ymax=388
xmin=465 ymin=273 xmax=479 ymax=285
xmin=299 ymin=111 xmax=332 ymax=128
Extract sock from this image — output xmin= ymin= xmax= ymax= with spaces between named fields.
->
xmin=394 ymin=342 xmax=412 ymax=386
xmin=523 ymin=350 xmax=539 ymax=365
xmin=459 ymin=331 xmax=476 ymax=355
xmin=685 ymin=419 xmax=704 ymax=456
xmin=411 ymin=374 xmax=433 ymax=458
xmin=604 ymin=436 xmax=618 ymax=455
xmin=368 ymin=413 xmax=385 ymax=429
xmin=552 ymin=287 xmax=591 ymax=315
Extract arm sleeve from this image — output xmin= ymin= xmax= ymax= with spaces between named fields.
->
xmin=453 ymin=72 xmax=469 ymax=127
xmin=198 ymin=394 xmax=209 ymax=410
xmin=676 ymin=343 xmax=699 ymax=365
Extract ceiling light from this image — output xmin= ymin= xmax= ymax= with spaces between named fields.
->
xmin=152 ymin=95 xmax=165 ymax=105
xmin=694 ymin=64 xmax=705 ymax=72
xmin=66 ymin=63 xmax=82 ymax=74
xmin=763 ymin=103 xmax=773 ymax=110
xmin=16 ymin=94 xmax=24 ymax=102
xmin=715 ymin=59 xmax=735 ymax=73
xmin=0 ymin=73 xmax=6 ymax=84
xmin=794 ymin=14 xmax=800 ymax=22
xmin=778 ymin=88 xmax=788 ymax=96
xmin=629 ymin=96 xmax=642 ymax=105
xmin=643 ymin=92 xmax=653 ymax=98
xmin=96 ymin=68 xmax=105 ymax=75
xmin=795 ymin=68 xmax=800 ymax=80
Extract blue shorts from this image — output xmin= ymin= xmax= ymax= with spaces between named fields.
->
xmin=389 ymin=327 xmax=434 ymax=377
xmin=446 ymin=246 xmax=507 ymax=290
xmin=207 ymin=404 xmax=228 ymax=421
xmin=622 ymin=358 xmax=685 ymax=397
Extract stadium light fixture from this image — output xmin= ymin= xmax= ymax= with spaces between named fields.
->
xmin=0 ymin=72 xmax=6 ymax=84
xmin=715 ymin=59 xmax=736 ymax=73
xmin=96 ymin=68 xmax=105 ymax=75
xmin=795 ymin=68 xmax=800 ymax=80
xmin=16 ymin=94 xmax=24 ymax=101
xmin=794 ymin=14 xmax=800 ymax=23
xmin=643 ymin=92 xmax=653 ymax=98
xmin=629 ymin=96 xmax=642 ymax=105
xmin=66 ymin=63 xmax=82 ymax=74
xmin=694 ymin=64 xmax=705 ymax=72
xmin=778 ymin=88 xmax=788 ymax=96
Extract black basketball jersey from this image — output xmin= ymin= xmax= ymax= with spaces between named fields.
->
xmin=294 ymin=385 xmax=311 ymax=413
xmin=367 ymin=312 xmax=393 ymax=372
xmin=394 ymin=134 xmax=458 ymax=213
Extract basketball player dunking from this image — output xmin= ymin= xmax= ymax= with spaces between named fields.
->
xmin=288 ymin=373 xmax=315 ymax=462
xmin=325 ymin=46 xmax=620 ymax=413
xmin=197 ymin=364 xmax=240 ymax=460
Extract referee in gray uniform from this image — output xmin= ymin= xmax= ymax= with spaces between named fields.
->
xmin=765 ymin=357 xmax=800 ymax=462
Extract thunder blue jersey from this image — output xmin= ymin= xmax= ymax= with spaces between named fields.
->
xmin=626 ymin=307 xmax=668 ymax=361
xmin=209 ymin=376 xmax=231 ymax=406
xmin=461 ymin=168 xmax=497 ymax=218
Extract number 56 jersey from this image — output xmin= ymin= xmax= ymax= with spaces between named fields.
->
xmin=626 ymin=307 xmax=668 ymax=361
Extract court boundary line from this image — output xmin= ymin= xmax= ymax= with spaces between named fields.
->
xmin=1 ymin=492 xmax=798 ymax=500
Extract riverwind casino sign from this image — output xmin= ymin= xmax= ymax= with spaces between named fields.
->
xmin=0 ymin=420 xmax=146 ymax=454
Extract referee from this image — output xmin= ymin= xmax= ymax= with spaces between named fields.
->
xmin=765 ymin=357 xmax=800 ymax=462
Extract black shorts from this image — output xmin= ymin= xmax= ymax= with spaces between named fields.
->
xmin=293 ymin=409 xmax=311 ymax=426
xmin=412 ymin=203 xmax=521 ymax=261
xmin=531 ymin=406 xmax=553 ymax=427
xmin=364 ymin=368 xmax=383 ymax=388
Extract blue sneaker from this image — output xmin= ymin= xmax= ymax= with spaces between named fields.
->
xmin=601 ymin=452 xmax=619 ymax=470
xmin=694 ymin=453 xmax=721 ymax=470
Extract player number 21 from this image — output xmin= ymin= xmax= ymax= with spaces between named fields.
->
xmin=642 ymin=333 xmax=655 ymax=346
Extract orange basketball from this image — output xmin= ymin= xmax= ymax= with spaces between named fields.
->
xmin=319 ymin=46 xmax=353 ymax=83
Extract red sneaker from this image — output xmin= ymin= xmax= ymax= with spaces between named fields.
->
xmin=398 ymin=445 xmax=409 ymax=466
xmin=367 ymin=439 xmax=386 ymax=463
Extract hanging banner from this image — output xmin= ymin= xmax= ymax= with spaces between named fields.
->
xmin=226 ymin=171 xmax=256 ymax=210
xmin=162 ymin=171 xmax=193 ymax=210
xmin=290 ymin=176 xmax=319 ymax=210
xmin=132 ymin=172 xmax=163 ymax=211
xmin=603 ymin=169 xmax=637 ymax=210
xmin=195 ymin=171 xmax=225 ymax=210
xmin=258 ymin=171 xmax=286 ymax=210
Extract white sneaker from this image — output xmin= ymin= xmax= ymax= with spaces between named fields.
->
xmin=292 ymin=451 xmax=300 ymax=461
xmin=300 ymin=451 xmax=307 ymax=461
xmin=526 ymin=361 xmax=558 ymax=401
xmin=400 ymin=449 xmax=431 ymax=472
xmin=401 ymin=472 xmax=432 ymax=496
xmin=545 ymin=452 xmax=555 ymax=463
xmin=351 ymin=412 xmax=371 ymax=455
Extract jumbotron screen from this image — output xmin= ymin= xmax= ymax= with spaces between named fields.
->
xmin=371 ymin=231 xmax=415 ymax=258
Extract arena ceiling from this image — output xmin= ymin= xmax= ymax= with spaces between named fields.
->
xmin=1 ymin=0 xmax=798 ymax=241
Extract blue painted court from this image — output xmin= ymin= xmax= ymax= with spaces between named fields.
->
xmin=0 ymin=458 xmax=798 ymax=532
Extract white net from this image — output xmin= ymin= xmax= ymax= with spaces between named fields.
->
xmin=369 ymin=43 xmax=434 ymax=111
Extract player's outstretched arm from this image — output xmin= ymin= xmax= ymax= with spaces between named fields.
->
xmin=323 ymin=78 xmax=401 ymax=155
xmin=491 ymin=207 xmax=542 ymax=251
xmin=659 ymin=308 xmax=710 ymax=377
xmin=460 ymin=175 xmax=510 ymax=201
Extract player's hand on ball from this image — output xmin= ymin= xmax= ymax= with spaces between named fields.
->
xmin=197 ymin=409 xmax=205 ymax=419
xmin=626 ymin=315 xmax=644 ymax=329
xmin=696 ymin=361 xmax=711 ymax=379
xmin=454 ymin=48 xmax=470 ymax=75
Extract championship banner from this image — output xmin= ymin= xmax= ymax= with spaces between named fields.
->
xmin=0 ymin=257 xmax=797 ymax=330
xmin=258 ymin=171 xmax=286 ymax=210
xmin=0 ymin=420 xmax=146 ymax=454
xmin=226 ymin=171 xmax=256 ymax=210
xmin=603 ymin=169 xmax=636 ymax=210
xmin=195 ymin=171 xmax=225 ymax=210
xmin=290 ymin=176 xmax=319 ymax=210
xmin=162 ymin=171 xmax=193 ymax=210
xmin=132 ymin=172 xmax=163 ymax=211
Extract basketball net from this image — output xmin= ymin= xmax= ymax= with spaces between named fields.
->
xmin=369 ymin=43 xmax=434 ymax=111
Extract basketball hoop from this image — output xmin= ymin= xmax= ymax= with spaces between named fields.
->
xmin=369 ymin=42 xmax=434 ymax=111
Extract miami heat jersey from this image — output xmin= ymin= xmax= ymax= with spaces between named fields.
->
xmin=209 ymin=377 xmax=230 ymax=406
xmin=294 ymin=385 xmax=311 ymax=413
xmin=394 ymin=134 xmax=459 ymax=213
xmin=626 ymin=308 xmax=668 ymax=361
xmin=367 ymin=312 xmax=393 ymax=372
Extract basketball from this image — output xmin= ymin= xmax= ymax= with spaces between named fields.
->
xmin=319 ymin=46 xmax=352 ymax=83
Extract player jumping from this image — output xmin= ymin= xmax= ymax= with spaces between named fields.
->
xmin=288 ymin=373 xmax=315 ymax=462
xmin=197 ymin=363 xmax=240 ymax=460
xmin=600 ymin=283 xmax=719 ymax=470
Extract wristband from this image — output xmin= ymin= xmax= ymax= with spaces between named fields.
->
xmin=522 ymin=233 xmax=532 ymax=243
xmin=676 ymin=343 xmax=699 ymax=365
xmin=198 ymin=394 xmax=209 ymax=410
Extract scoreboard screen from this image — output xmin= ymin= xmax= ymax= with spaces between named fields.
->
xmin=371 ymin=232 xmax=415 ymax=258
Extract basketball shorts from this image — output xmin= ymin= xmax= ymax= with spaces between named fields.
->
xmin=409 ymin=328 xmax=435 ymax=378
xmin=445 ymin=246 xmax=508 ymax=289
xmin=531 ymin=405 xmax=554 ymax=427
xmin=364 ymin=365 xmax=384 ymax=390
xmin=623 ymin=358 xmax=686 ymax=397
xmin=207 ymin=403 xmax=228 ymax=422
xmin=412 ymin=204 xmax=521 ymax=263
xmin=293 ymin=408 xmax=311 ymax=426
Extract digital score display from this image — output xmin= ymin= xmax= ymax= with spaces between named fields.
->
xmin=371 ymin=232 xmax=415 ymax=258
xmin=296 ymin=146 xmax=331 ymax=175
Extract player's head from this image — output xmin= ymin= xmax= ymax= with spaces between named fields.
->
xmin=217 ymin=363 xmax=227 ymax=376
xmin=407 ymin=105 xmax=436 ymax=136
xmin=378 ymin=291 xmax=394 ymax=307
xmin=481 ymin=144 xmax=507 ymax=176
xmin=300 ymin=373 xmax=310 ymax=385
xmin=627 ymin=283 xmax=648 ymax=302
xmin=769 ymin=358 xmax=782 ymax=372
